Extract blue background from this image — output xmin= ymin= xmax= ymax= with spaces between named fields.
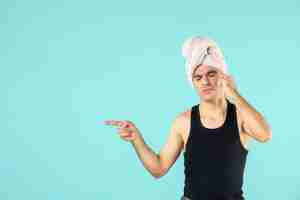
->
xmin=1 ymin=0 xmax=300 ymax=199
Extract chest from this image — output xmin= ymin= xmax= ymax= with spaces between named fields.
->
xmin=181 ymin=110 xmax=247 ymax=153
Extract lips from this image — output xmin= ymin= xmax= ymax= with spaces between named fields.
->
xmin=202 ymin=88 xmax=214 ymax=93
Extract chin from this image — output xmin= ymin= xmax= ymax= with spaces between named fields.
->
xmin=200 ymin=92 xmax=218 ymax=100
xmin=201 ymin=95 xmax=215 ymax=101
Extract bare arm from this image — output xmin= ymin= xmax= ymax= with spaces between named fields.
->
xmin=131 ymin=114 xmax=185 ymax=179
xmin=234 ymin=93 xmax=272 ymax=143
xmin=218 ymin=69 xmax=272 ymax=143
xmin=130 ymin=134 xmax=162 ymax=178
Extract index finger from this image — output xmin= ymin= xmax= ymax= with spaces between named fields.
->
xmin=104 ymin=120 xmax=129 ymax=128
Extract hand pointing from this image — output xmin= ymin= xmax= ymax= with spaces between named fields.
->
xmin=104 ymin=120 xmax=141 ymax=142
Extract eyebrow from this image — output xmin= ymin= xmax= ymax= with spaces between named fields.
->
xmin=193 ymin=70 xmax=217 ymax=78
xmin=193 ymin=74 xmax=202 ymax=78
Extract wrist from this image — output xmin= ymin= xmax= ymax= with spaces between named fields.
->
xmin=131 ymin=133 xmax=143 ymax=146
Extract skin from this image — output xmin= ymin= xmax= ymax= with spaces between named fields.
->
xmin=104 ymin=64 xmax=272 ymax=178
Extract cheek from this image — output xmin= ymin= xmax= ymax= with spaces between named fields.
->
xmin=215 ymin=77 xmax=223 ymax=86
xmin=212 ymin=80 xmax=223 ymax=92
xmin=209 ymin=77 xmax=220 ymax=87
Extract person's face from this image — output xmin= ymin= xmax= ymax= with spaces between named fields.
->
xmin=192 ymin=64 xmax=223 ymax=101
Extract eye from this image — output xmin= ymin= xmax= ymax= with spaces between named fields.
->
xmin=207 ymin=71 xmax=216 ymax=77
xmin=195 ymin=76 xmax=202 ymax=81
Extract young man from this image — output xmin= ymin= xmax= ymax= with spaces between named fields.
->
xmin=104 ymin=36 xmax=272 ymax=200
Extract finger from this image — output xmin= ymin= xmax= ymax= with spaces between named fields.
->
xmin=119 ymin=132 xmax=132 ymax=137
xmin=104 ymin=120 xmax=118 ymax=126
xmin=117 ymin=122 xmax=131 ymax=129
xmin=218 ymin=75 xmax=227 ymax=84
xmin=217 ymin=71 xmax=226 ymax=79
xmin=219 ymin=72 xmax=229 ymax=80
xmin=220 ymin=74 xmax=232 ymax=83
xmin=104 ymin=120 xmax=126 ymax=128
xmin=119 ymin=121 xmax=133 ymax=128
xmin=117 ymin=127 xmax=134 ymax=132
xmin=121 ymin=121 xmax=131 ymax=128
xmin=216 ymin=68 xmax=225 ymax=75
xmin=118 ymin=131 xmax=133 ymax=138
xmin=217 ymin=70 xmax=232 ymax=79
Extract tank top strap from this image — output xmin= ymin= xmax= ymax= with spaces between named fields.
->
xmin=226 ymin=99 xmax=234 ymax=122
xmin=224 ymin=99 xmax=240 ymax=140
xmin=189 ymin=104 xmax=199 ymax=137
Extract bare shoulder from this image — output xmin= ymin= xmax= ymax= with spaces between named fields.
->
xmin=174 ymin=108 xmax=191 ymax=128
xmin=172 ymin=108 xmax=192 ymax=144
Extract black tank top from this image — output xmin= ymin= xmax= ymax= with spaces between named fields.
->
xmin=183 ymin=99 xmax=248 ymax=200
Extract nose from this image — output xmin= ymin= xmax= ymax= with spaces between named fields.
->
xmin=202 ymin=75 xmax=209 ymax=85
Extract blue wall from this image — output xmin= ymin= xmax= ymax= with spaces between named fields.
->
xmin=1 ymin=0 xmax=299 ymax=199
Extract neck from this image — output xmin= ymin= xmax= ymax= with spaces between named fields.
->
xmin=199 ymin=97 xmax=227 ymax=119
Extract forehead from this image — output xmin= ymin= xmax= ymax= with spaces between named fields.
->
xmin=193 ymin=64 xmax=218 ymax=76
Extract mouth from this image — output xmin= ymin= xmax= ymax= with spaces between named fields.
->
xmin=202 ymin=88 xmax=214 ymax=94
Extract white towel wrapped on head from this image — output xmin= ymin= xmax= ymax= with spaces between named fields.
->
xmin=182 ymin=36 xmax=228 ymax=88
